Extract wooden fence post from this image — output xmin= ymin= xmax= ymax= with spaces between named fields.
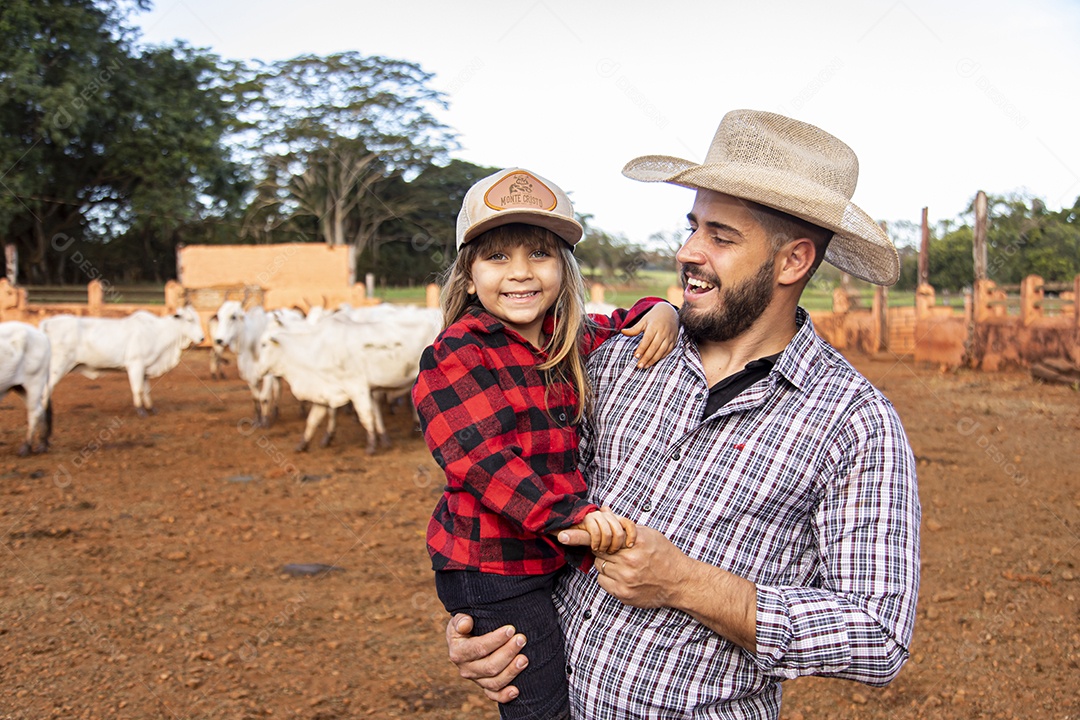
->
xmin=4 ymin=245 xmax=16 ymax=286
xmin=425 ymin=283 xmax=440 ymax=309
xmin=164 ymin=280 xmax=184 ymax=314
xmin=1020 ymin=275 xmax=1043 ymax=326
xmin=832 ymin=286 xmax=851 ymax=315
xmin=590 ymin=283 xmax=606 ymax=306
xmin=915 ymin=284 xmax=935 ymax=319
xmin=973 ymin=191 xmax=988 ymax=282
xmin=351 ymin=282 xmax=367 ymax=307
xmin=1074 ymin=275 xmax=1080 ymax=329
xmin=872 ymin=285 xmax=888 ymax=353
xmin=918 ymin=207 xmax=930 ymax=287
xmin=968 ymin=191 xmax=988 ymax=366
xmin=0 ymin=278 xmax=25 ymax=322
xmin=87 ymin=280 xmax=104 ymax=316
xmin=873 ymin=220 xmax=889 ymax=353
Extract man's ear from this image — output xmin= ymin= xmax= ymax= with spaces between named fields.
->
xmin=776 ymin=238 xmax=817 ymax=287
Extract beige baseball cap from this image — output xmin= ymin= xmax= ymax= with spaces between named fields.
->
xmin=456 ymin=168 xmax=584 ymax=250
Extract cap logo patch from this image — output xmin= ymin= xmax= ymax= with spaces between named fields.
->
xmin=484 ymin=171 xmax=557 ymax=212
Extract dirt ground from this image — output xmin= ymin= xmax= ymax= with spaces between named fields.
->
xmin=1 ymin=347 xmax=1078 ymax=719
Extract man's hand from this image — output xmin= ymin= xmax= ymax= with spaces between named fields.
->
xmin=558 ymin=524 xmax=758 ymax=651
xmin=445 ymin=614 xmax=528 ymax=703
xmin=562 ymin=524 xmax=687 ymax=608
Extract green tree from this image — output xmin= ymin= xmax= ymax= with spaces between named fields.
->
xmin=929 ymin=226 xmax=974 ymax=291
xmin=575 ymin=214 xmax=648 ymax=283
xmin=895 ymin=245 xmax=920 ymax=291
xmin=969 ymin=193 xmax=1080 ymax=285
xmin=359 ymin=159 xmax=496 ymax=286
xmin=0 ymin=0 xmax=243 ymax=283
xmin=234 ymin=52 xmax=457 ymax=253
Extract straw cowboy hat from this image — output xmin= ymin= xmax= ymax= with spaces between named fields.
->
xmin=622 ymin=109 xmax=900 ymax=285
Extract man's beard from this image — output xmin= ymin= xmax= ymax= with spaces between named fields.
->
xmin=679 ymin=258 xmax=775 ymax=344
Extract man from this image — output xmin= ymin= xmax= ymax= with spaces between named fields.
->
xmin=445 ymin=109 xmax=921 ymax=718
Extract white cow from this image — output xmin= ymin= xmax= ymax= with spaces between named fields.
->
xmin=0 ymin=322 xmax=52 ymax=455
xmin=207 ymin=314 xmax=229 ymax=380
xmin=306 ymin=304 xmax=439 ymax=439
xmin=211 ymin=300 xmax=293 ymax=427
xmin=255 ymin=313 xmax=436 ymax=453
xmin=214 ymin=301 xmax=262 ymax=417
xmin=341 ymin=304 xmax=440 ymax=414
xmin=42 ymin=306 xmax=205 ymax=417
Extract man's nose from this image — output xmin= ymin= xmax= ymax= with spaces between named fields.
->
xmin=676 ymin=235 xmax=703 ymax=264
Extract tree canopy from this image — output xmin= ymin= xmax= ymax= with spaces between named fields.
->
xmin=0 ymin=0 xmax=243 ymax=283
xmin=3 ymin=2 xmax=1073 ymax=293
xmin=232 ymin=52 xmax=458 ymax=251
xmin=916 ymin=193 xmax=1080 ymax=291
xmin=0 ymin=1 xmax=461 ymax=286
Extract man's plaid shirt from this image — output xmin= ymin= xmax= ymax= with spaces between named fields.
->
xmin=556 ymin=308 xmax=921 ymax=718
xmin=414 ymin=299 xmax=661 ymax=576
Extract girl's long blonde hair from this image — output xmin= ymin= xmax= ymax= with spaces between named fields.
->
xmin=439 ymin=223 xmax=593 ymax=422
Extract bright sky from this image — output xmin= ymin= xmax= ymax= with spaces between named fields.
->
xmin=134 ymin=0 xmax=1080 ymax=248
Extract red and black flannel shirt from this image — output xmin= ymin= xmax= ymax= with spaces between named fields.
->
xmin=414 ymin=298 xmax=663 ymax=576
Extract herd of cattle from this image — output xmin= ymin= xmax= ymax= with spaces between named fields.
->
xmin=0 ymin=302 xmax=442 ymax=457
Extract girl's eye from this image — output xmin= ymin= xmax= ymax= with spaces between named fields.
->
xmin=487 ymin=252 xmax=507 ymax=261
xmin=530 ymin=249 xmax=550 ymax=259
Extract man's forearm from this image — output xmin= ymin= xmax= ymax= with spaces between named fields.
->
xmin=669 ymin=556 xmax=758 ymax=653
xmin=582 ymin=526 xmax=759 ymax=653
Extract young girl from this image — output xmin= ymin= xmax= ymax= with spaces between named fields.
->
xmin=412 ymin=168 xmax=678 ymax=719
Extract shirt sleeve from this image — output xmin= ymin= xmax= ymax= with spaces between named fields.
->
xmin=580 ymin=296 xmax=667 ymax=354
xmin=413 ymin=337 xmax=598 ymax=535
xmin=751 ymin=397 xmax=921 ymax=686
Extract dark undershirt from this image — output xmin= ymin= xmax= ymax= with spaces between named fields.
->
xmin=703 ymin=353 xmax=781 ymax=418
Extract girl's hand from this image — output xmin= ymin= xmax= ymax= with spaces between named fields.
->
xmin=622 ymin=302 xmax=678 ymax=368
xmin=571 ymin=508 xmax=637 ymax=554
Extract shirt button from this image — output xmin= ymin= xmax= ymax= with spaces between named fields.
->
xmin=671 ymin=448 xmax=681 ymax=460
xmin=583 ymin=610 xmax=592 ymax=620
xmin=641 ymin=501 xmax=653 ymax=513
xmin=566 ymin=663 xmax=572 ymax=676
xmin=559 ymin=413 xmax=566 ymax=422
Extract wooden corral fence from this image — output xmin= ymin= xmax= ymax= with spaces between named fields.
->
xmin=0 ymin=277 xmax=187 ymax=324
xmin=794 ymin=190 xmax=1080 ymax=371
xmin=967 ymin=275 xmax=1080 ymax=370
xmin=0 ymin=244 xmax=379 ymax=345
xmin=787 ymin=275 xmax=1078 ymax=370
xmin=4 ymin=232 xmax=1075 ymax=372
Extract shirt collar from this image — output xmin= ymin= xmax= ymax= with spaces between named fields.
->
xmin=770 ymin=307 xmax=823 ymax=393
xmin=675 ymin=306 xmax=823 ymax=394
xmin=461 ymin=305 xmax=550 ymax=355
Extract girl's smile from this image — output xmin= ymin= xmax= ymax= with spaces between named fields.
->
xmin=468 ymin=243 xmax=564 ymax=347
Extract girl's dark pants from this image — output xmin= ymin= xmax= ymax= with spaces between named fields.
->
xmin=436 ymin=569 xmax=570 ymax=720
